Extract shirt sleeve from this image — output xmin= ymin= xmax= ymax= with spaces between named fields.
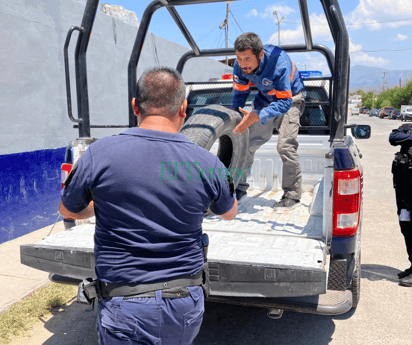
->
xmin=389 ymin=129 xmax=412 ymax=146
xmin=255 ymin=56 xmax=295 ymax=124
xmin=208 ymin=157 xmax=236 ymax=215
xmin=231 ymin=62 xmax=250 ymax=113
xmin=60 ymin=148 xmax=93 ymax=213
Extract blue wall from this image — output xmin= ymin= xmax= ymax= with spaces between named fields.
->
xmin=0 ymin=148 xmax=66 ymax=244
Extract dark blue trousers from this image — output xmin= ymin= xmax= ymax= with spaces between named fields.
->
xmin=97 ymin=286 xmax=204 ymax=345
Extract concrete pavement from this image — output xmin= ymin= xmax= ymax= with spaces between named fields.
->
xmin=0 ymin=221 xmax=65 ymax=314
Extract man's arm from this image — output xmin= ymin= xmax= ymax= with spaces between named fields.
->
xmin=219 ymin=198 xmax=237 ymax=220
xmin=253 ymin=58 xmax=295 ymax=125
xmin=60 ymin=149 xmax=93 ymax=220
xmin=59 ymin=201 xmax=94 ymax=220
xmin=389 ymin=128 xmax=412 ymax=146
xmin=208 ymin=158 xmax=238 ymax=220
xmin=231 ymin=62 xmax=251 ymax=113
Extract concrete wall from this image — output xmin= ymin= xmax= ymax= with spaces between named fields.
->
xmin=0 ymin=0 xmax=232 ymax=243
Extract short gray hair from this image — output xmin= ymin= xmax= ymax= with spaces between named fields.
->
xmin=234 ymin=32 xmax=264 ymax=57
xmin=135 ymin=66 xmax=185 ymax=118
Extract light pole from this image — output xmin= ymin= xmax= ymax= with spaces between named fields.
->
xmin=219 ymin=1 xmax=233 ymax=65
xmin=273 ymin=11 xmax=285 ymax=46
xmin=296 ymin=62 xmax=307 ymax=71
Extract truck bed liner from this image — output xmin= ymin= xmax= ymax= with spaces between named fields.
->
xmin=205 ymin=190 xmax=325 ymax=269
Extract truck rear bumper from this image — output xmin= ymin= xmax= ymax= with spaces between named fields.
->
xmin=207 ymin=289 xmax=352 ymax=316
xmin=20 ymin=245 xmax=96 ymax=280
xmin=208 ymin=261 xmax=328 ymax=298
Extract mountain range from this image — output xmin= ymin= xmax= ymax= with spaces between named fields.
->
xmin=349 ymin=65 xmax=412 ymax=93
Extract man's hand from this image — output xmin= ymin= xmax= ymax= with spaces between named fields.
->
xmin=233 ymin=108 xmax=260 ymax=134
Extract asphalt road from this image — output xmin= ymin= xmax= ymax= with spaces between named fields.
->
xmin=11 ymin=115 xmax=412 ymax=345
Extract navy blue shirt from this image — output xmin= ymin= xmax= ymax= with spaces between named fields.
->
xmin=389 ymin=126 xmax=412 ymax=154
xmin=61 ymin=128 xmax=235 ymax=284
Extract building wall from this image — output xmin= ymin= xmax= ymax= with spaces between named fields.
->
xmin=0 ymin=0 xmax=232 ymax=243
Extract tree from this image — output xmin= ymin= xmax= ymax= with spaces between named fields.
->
xmin=381 ymin=99 xmax=392 ymax=107
xmin=362 ymin=91 xmax=374 ymax=109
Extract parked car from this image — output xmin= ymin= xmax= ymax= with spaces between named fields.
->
xmin=359 ymin=107 xmax=369 ymax=114
xmin=370 ymin=109 xmax=378 ymax=117
xmin=379 ymin=106 xmax=395 ymax=118
xmin=389 ymin=109 xmax=400 ymax=120
xmin=401 ymin=106 xmax=412 ymax=121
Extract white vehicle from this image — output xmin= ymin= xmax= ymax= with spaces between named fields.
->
xmin=351 ymin=107 xmax=360 ymax=116
xmin=400 ymin=105 xmax=412 ymax=121
xmin=21 ymin=0 xmax=372 ymax=318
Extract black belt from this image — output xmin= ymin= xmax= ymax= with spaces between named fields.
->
xmin=123 ymin=287 xmax=190 ymax=299
xmin=97 ymin=270 xmax=203 ymax=300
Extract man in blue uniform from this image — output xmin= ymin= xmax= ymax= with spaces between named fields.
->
xmin=59 ymin=67 xmax=237 ymax=344
xmin=231 ymin=32 xmax=305 ymax=211
xmin=389 ymin=123 xmax=412 ymax=287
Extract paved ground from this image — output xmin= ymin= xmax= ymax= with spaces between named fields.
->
xmin=3 ymin=115 xmax=412 ymax=345
xmin=0 ymin=221 xmax=65 ymax=315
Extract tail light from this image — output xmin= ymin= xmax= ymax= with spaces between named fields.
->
xmin=332 ymin=168 xmax=361 ymax=237
xmin=61 ymin=163 xmax=73 ymax=189
xmin=221 ymin=74 xmax=233 ymax=80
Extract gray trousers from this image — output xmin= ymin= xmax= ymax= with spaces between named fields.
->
xmin=237 ymin=92 xmax=305 ymax=200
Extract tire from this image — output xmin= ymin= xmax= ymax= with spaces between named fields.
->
xmin=350 ymin=250 xmax=361 ymax=308
xmin=180 ymin=105 xmax=249 ymax=189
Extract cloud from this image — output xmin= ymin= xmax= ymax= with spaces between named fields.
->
xmin=246 ymin=9 xmax=259 ymax=18
xmin=352 ymin=53 xmax=389 ymax=67
xmin=267 ymin=5 xmax=295 ymax=16
xmin=347 ymin=0 xmax=412 ymax=30
xmin=349 ymin=39 xmax=362 ymax=53
xmin=268 ymin=13 xmax=332 ymax=45
xmin=246 ymin=5 xmax=295 ymax=19
xmin=396 ymin=33 xmax=408 ymax=41
xmin=347 ymin=38 xmax=389 ymax=67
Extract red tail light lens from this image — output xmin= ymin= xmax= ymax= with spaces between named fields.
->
xmin=333 ymin=168 xmax=361 ymax=237
xmin=61 ymin=163 xmax=73 ymax=189
xmin=221 ymin=73 xmax=233 ymax=80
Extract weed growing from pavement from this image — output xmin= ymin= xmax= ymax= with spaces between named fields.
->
xmin=0 ymin=283 xmax=77 ymax=344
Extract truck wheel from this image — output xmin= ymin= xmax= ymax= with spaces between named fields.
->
xmin=180 ymin=104 xmax=249 ymax=189
xmin=351 ymin=251 xmax=361 ymax=308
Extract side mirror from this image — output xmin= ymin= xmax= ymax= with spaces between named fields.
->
xmin=351 ymin=125 xmax=371 ymax=139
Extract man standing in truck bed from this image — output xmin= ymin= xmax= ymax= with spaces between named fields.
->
xmin=231 ymin=32 xmax=305 ymax=212
xmin=59 ymin=67 xmax=237 ymax=344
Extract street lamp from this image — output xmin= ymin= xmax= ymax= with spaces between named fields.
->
xmin=273 ymin=11 xmax=285 ymax=46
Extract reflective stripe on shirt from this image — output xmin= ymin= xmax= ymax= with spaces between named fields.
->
xmin=290 ymin=61 xmax=296 ymax=82
xmin=233 ymin=82 xmax=250 ymax=91
xmin=267 ymin=89 xmax=293 ymax=99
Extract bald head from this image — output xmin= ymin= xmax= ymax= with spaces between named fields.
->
xmin=135 ymin=67 xmax=186 ymax=118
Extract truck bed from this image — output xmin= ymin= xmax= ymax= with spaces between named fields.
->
xmin=21 ymin=135 xmax=331 ymax=299
xmin=21 ymin=188 xmax=328 ymax=298
xmin=205 ymin=189 xmax=325 ymax=269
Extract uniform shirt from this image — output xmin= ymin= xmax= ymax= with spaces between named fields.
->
xmin=231 ymin=44 xmax=305 ymax=125
xmin=389 ymin=126 xmax=412 ymax=154
xmin=61 ymin=127 xmax=235 ymax=284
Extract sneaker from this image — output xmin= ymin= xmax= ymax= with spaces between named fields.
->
xmin=397 ymin=268 xmax=412 ymax=279
xmin=399 ymin=273 xmax=412 ymax=287
xmin=235 ymin=189 xmax=247 ymax=201
xmin=273 ymin=197 xmax=300 ymax=212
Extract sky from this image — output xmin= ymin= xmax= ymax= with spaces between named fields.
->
xmin=108 ymin=0 xmax=412 ymax=76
